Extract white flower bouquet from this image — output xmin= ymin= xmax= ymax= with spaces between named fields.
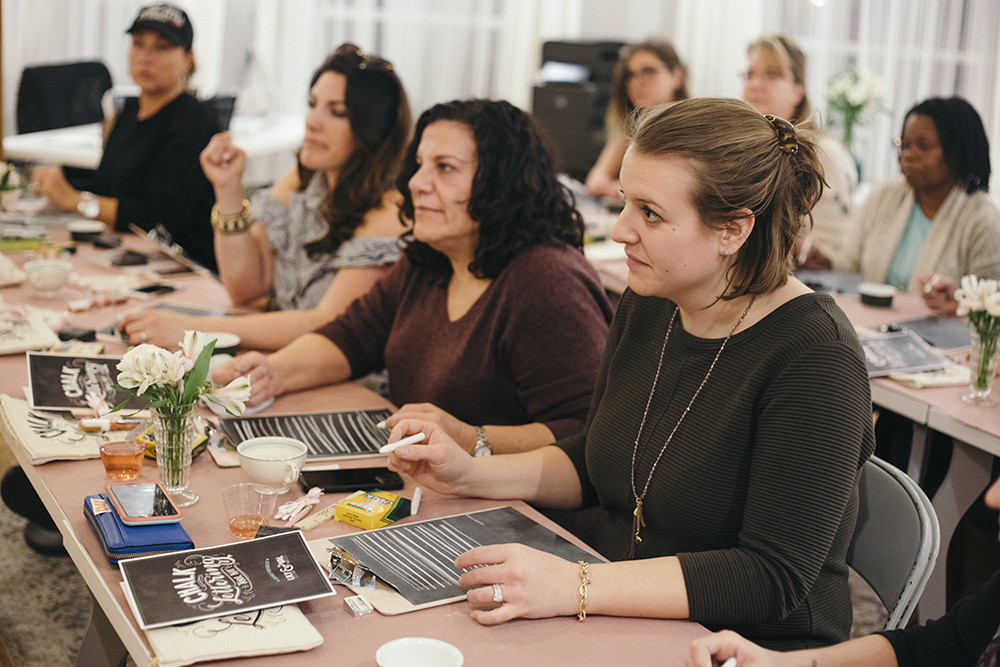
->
xmin=114 ymin=331 xmax=251 ymax=504
xmin=826 ymin=65 xmax=889 ymax=148
xmin=114 ymin=330 xmax=250 ymax=414
xmin=954 ymin=275 xmax=1000 ymax=405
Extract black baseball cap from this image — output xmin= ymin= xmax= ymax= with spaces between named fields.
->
xmin=126 ymin=4 xmax=193 ymax=51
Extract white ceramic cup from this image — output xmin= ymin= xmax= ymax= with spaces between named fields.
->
xmin=376 ymin=638 xmax=464 ymax=667
xmin=23 ymin=259 xmax=73 ymax=298
xmin=237 ymin=437 xmax=308 ymax=495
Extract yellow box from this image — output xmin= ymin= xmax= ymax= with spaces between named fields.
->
xmin=334 ymin=490 xmax=410 ymax=530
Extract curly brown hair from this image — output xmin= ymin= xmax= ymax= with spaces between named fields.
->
xmin=398 ymin=99 xmax=584 ymax=279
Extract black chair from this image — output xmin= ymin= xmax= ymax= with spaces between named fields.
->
xmin=16 ymin=61 xmax=113 ymax=134
xmin=203 ymin=94 xmax=236 ymax=131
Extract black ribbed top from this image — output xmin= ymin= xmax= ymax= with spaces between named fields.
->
xmin=558 ymin=289 xmax=875 ymax=650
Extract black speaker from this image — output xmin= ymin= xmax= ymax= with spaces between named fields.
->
xmin=531 ymin=41 xmax=625 ymax=181
xmin=532 ymin=83 xmax=606 ymax=181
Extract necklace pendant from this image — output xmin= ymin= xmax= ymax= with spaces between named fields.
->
xmin=633 ymin=499 xmax=645 ymax=543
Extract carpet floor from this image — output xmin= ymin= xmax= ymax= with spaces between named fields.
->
xmin=0 ymin=500 xmax=90 ymax=667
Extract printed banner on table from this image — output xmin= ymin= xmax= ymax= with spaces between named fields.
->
xmin=119 ymin=531 xmax=335 ymax=629
xmin=218 ymin=409 xmax=392 ymax=462
xmin=322 ymin=506 xmax=595 ymax=607
xmin=860 ymin=330 xmax=953 ymax=377
xmin=26 ymin=351 xmax=147 ymax=411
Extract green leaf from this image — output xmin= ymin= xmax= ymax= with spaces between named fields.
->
xmin=181 ymin=339 xmax=217 ymax=404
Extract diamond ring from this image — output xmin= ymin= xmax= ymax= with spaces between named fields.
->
xmin=139 ymin=332 xmax=147 ymax=344
xmin=492 ymin=583 xmax=504 ymax=604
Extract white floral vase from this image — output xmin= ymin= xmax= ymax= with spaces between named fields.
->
xmin=962 ymin=326 xmax=1000 ymax=407
xmin=152 ymin=403 xmax=200 ymax=507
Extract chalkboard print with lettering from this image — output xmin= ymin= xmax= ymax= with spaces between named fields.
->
xmin=26 ymin=351 xmax=147 ymax=411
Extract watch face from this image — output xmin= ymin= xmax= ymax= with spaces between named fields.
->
xmin=79 ymin=194 xmax=99 ymax=219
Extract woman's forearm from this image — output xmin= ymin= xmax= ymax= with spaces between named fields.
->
xmin=457 ymin=445 xmax=582 ymax=509
xmin=480 ymin=423 xmax=555 ymax=455
xmin=214 ymin=223 xmax=274 ymax=306
xmin=268 ymin=332 xmax=353 ymax=396
xmin=790 ymin=635 xmax=898 ymax=667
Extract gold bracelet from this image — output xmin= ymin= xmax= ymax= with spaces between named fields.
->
xmin=576 ymin=561 xmax=590 ymax=622
xmin=210 ymin=199 xmax=251 ymax=235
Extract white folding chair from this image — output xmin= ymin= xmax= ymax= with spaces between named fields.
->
xmin=846 ymin=455 xmax=940 ymax=630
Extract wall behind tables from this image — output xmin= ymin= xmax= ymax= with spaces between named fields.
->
xmin=2 ymin=0 xmax=999 ymax=196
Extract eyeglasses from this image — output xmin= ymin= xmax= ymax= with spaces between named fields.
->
xmin=739 ymin=68 xmax=785 ymax=83
xmin=334 ymin=43 xmax=393 ymax=72
xmin=893 ymin=137 xmax=940 ymax=156
xmin=625 ymin=65 xmax=668 ymax=82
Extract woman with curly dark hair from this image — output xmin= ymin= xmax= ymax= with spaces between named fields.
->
xmin=215 ymin=99 xmax=614 ymax=455
xmin=119 ymin=44 xmax=411 ymax=350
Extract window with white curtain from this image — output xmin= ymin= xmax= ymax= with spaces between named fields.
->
xmin=765 ymin=0 xmax=1000 ymax=187
xmin=254 ymin=0 xmax=578 ymax=119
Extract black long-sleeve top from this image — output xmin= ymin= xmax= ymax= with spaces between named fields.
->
xmin=81 ymin=93 xmax=217 ymax=272
xmin=882 ymin=569 xmax=1000 ymax=667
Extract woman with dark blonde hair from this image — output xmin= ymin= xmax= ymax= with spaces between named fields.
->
xmin=385 ymin=98 xmax=874 ymax=650
xmin=120 ymin=44 xmax=411 ymax=350
xmin=743 ymin=33 xmax=858 ymax=267
xmin=585 ymin=39 xmax=688 ymax=199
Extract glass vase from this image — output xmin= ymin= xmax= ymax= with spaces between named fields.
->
xmin=962 ymin=326 xmax=1000 ymax=407
xmin=151 ymin=403 xmax=199 ymax=507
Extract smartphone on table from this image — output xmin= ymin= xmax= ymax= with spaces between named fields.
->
xmin=299 ymin=467 xmax=404 ymax=493
xmin=106 ymin=481 xmax=182 ymax=525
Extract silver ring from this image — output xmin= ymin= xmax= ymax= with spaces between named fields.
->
xmin=492 ymin=583 xmax=504 ymax=604
xmin=31 ymin=181 xmax=41 ymax=190
xmin=139 ymin=332 xmax=147 ymax=344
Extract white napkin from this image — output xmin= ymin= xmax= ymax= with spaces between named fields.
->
xmin=141 ymin=603 xmax=323 ymax=667
xmin=889 ymin=364 xmax=971 ymax=389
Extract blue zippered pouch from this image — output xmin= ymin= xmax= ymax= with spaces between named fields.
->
xmin=84 ymin=493 xmax=193 ymax=564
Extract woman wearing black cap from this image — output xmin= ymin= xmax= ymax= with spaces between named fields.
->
xmin=30 ymin=3 xmax=218 ymax=272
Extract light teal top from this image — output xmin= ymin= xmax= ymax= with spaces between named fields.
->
xmin=885 ymin=202 xmax=933 ymax=291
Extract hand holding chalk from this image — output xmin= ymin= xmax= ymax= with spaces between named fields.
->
xmin=379 ymin=432 xmax=426 ymax=454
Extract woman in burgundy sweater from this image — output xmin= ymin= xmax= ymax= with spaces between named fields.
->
xmin=214 ymin=100 xmax=613 ymax=455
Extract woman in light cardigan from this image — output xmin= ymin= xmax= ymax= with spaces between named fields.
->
xmin=829 ymin=97 xmax=1000 ymax=293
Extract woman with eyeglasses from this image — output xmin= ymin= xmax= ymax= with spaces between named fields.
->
xmin=212 ymin=99 xmax=613 ymax=456
xmin=742 ymin=34 xmax=858 ymax=270
xmin=585 ymin=39 xmax=688 ymax=200
xmin=30 ymin=3 xmax=218 ymax=272
xmin=827 ymin=97 xmax=1000 ymax=299
xmin=382 ymin=98 xmax=874 ymax=649
xmin=119 ymin=44 xmax=411 ymax=350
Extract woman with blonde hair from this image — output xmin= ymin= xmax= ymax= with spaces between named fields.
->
xmin=743 ymin=33 xmax=858 ymax=267
xmin=585 ymin=39 xmax=688 ymax=200
xmin=385 ymin=98 xmax=874 ymax=649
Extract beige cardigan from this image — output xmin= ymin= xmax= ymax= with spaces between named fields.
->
xmin=834 ymin=178 xmax=1000 ymax=294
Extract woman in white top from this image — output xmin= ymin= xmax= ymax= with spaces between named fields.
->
xmin=743 ymin=33 xmax=858 ymax=268
xmin=120 ymin=44 xmax=411 ymax=350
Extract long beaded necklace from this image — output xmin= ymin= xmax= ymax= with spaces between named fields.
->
xmin=627 ymin=295 xmax=756 ymax=559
